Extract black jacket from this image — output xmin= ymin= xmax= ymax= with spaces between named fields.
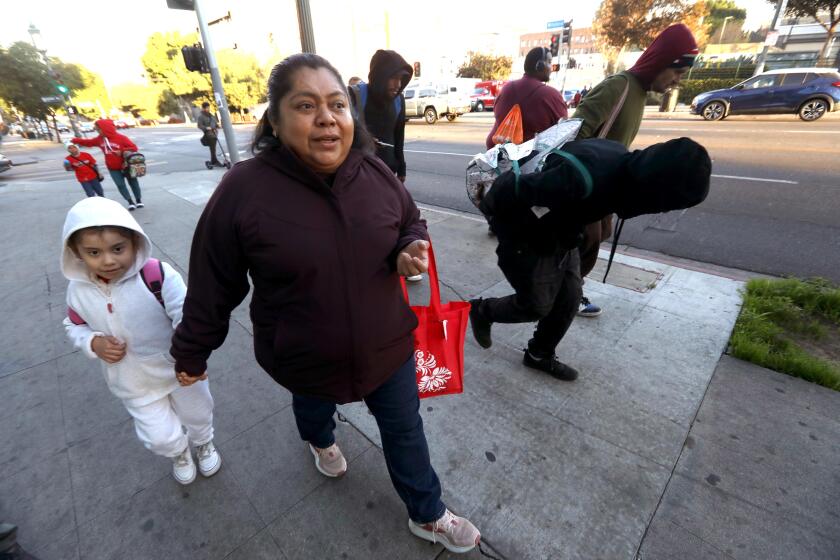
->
xmin=351 ymin=50 xmax=413 ymax=176
xmin=481 ymin=137 xmax=711 ymax=254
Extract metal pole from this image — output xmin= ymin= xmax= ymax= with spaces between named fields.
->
xmin=754 ymin=0 xmax=787 ymax=75
xmin=28 ymin=25 xmax=80 ymax=139
xmin=296 ymin=0 xmax=317 ymax=53
xmin=719 ymin=16 xmax=732 ymax=44
xmin=193 ymin=0 xmax=240 ymax=163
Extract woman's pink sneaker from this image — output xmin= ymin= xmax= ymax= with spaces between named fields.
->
xmin=408 ymin=509 xmax=480 ymax=553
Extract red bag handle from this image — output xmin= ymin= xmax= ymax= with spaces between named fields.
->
xmin=399 ymin=242 xmax=441 ymax=314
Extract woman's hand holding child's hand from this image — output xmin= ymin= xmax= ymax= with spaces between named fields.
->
xmin=91 ymin=335 xmax=127 ymax=363
xmin=177 ymin=371 xmax=208 ymax=387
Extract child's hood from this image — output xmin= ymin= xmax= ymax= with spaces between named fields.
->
xmin=60 ymin=197 xmax=152 ymax=283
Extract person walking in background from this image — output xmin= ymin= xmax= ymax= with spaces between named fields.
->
xmin=350 ymin=50 xmax=412 ymax=183
xmin=485 ymin=47 xmax=568 ymax=149
xmin=350 ymin=50 xmax=422 ymax=280
xmin=573 ymin=23 xmax=698 ymax=318
xmin=72 ymin=119 xmax=144 ymax=210
xmin=170 ymin=53 xmax=481 ymax=554
xmin=63 ymin=142 xmax=104 ymax=197
xmin=61 ymin=197 xmax=221 ymax=486
xmin=197 ymin=102 xmax=223 ymax=168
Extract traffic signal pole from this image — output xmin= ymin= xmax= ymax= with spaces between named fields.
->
xmin=193 ymin=0 xmax=240 ymax=163
xmin=28 ymin=24 xmax=80 ymax=140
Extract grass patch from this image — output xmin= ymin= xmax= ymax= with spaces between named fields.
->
xmin=730 ymin=278 xmax=840 ymax=391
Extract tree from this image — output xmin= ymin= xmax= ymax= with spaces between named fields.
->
xmin=0 ymin=41 xmax=111 ymax=121
xmin=593 ymin=0 xmax=710 ymax=72
xmin=457 ymin=52 xmax=513 ymax=80
xmin=777 ymin=0 xmax=840 ymax=60
xmin=141 ymin=31 xmax=267 ymax=114
xmin=0 ymin=42 xmax=57 ymax=120
xmin=706 ymin=0 xmax=748 ymax=43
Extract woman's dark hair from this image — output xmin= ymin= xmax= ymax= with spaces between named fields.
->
xmin=252 ymin=53 xmax=375 ymax=155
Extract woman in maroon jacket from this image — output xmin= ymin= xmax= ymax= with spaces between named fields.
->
xmin=170 ymin=53 xmax=481 ymax=554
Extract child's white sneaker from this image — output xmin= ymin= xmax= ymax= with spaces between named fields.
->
xmin=172 ymin=446 xmax=196 ymax=485
xmin=196 ymin=440 xmax=222 ymax=477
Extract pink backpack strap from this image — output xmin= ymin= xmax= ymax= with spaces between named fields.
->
xmin=139 ymin=258 xmax=165 ymax=308
xmin=67 ymin=306 xmax=87 ymax=325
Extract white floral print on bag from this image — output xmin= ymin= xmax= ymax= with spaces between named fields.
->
xmin=415 ymin=350 xmax=453 ymax=394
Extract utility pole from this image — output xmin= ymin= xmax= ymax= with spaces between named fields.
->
xmin=167 ymin=0 xmax=239 ymax=163
xmin=28 ymin=23 xmax=80 ymax=140
xmin=754 ymin=0 xmax=788 ymax=75
xmin=296 ymin=0 xmax=317 ymax=53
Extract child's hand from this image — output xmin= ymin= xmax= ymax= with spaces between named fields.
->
xmin=177 ymin=371 xmax=208 ymax=387
xmin=91 ymin=335 xmax=126 ymax=363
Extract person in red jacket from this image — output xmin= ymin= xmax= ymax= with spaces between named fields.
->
xmin=72 ymin=119 xmax=143 ymax=210
xmin=485 ymin=47 xmax=568 ymax=149
xmin=63 ymin=143 xmax=104 ymax=197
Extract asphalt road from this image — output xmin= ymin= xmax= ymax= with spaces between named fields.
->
xmin=2 ymin=112 xmax=839 ymax=281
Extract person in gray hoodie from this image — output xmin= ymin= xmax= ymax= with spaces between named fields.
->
xmin=61 ymin=197 xmax=221 ymax=486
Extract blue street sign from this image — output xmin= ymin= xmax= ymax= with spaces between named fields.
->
xmin=546 ymin=20 xmax=565 ymax=30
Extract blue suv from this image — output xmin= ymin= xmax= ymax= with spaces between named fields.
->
xmin=690 ymin=68 xmax=840 ymax=121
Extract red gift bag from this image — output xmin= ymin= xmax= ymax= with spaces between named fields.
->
xmin=401 ymin=244 xmax=470 ymax=398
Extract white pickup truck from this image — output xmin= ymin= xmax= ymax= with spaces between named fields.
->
xmin=403 ymin=81 xmax=472 ymax=124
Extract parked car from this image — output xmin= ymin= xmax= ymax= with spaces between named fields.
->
xmin=0 ymin=153 xmax=11 ymax=174
xmin=403 ymin=82 xmax=470 ymax=124
xmin=690 ymin=67 xmax=840 ymax=122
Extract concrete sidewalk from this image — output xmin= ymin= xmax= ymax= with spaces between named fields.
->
xmin=1 ymin=170 xmax=837 ymax=559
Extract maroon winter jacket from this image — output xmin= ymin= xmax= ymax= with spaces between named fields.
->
xmin=486 ymin=75 xmax=568 ymax=149
xmin=170 ymin=146 xmax=428 ymax=403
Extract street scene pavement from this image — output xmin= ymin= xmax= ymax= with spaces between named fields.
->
xmin=1 ymin=132 xmax=839 ymax=558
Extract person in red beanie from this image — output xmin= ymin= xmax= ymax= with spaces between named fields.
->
xmin=572 ymin=23 xmax=698 ymax=318
xmin=72 ymin=119 xmax=144 ymax=210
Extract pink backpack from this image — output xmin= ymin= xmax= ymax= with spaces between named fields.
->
xmin=67 ymin=258 xmax=165 ymax=325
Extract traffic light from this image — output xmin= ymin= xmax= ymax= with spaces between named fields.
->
xmin=413 ymin=61 xmax=421 ymax=78
xmin=181 ymin=44 xmax=209 ymax=73
xmin=56 ymin=84 xmax=70 ymax=94
xmin=549 ymin=34 xmax=560 ymax=57
xmin=562 ymin=22 xmax=573 ymax=44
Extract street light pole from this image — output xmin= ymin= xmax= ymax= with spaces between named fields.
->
xmin=27 ymin=23 xmax=80 ymax=139
xmin=296 ymin=0 xmax=317 ymax=53
xmin=754 ymin=0 xmax=788 ymax=75
xmin=719 ymin=16 xmax=733 ymax=44
xmin=193 ymin=0 xmax=240 ymax=163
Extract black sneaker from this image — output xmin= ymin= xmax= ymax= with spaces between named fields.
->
xmin=523 ymin=350 xmax=579 ymax=381
xmin=468 ymin=299 xmax=492 ymax=349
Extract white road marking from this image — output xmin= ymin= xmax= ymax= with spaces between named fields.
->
xmin=405 ymin=149 xmax=478 ymax=157
xmin=642 ymin=126 xmax=840 ymax=135
xmin=711 ymin=174 xmax=797 ymax=184
xmin=416 ymin=204 xmax=485 ymax=222
xmin=405 ymin=148 xmax=799 ymax=185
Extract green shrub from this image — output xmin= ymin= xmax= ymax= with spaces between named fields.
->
xmin=677 ymin=79 xmax=743 ymax=104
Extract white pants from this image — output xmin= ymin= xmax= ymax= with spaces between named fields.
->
xmin=124 ymin=380 xmax=214 ymax=458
